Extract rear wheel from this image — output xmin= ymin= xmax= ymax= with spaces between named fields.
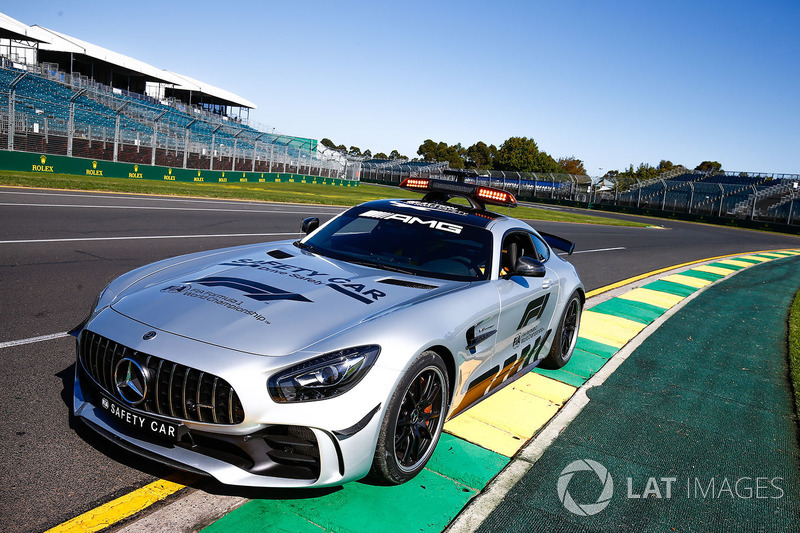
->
xmin=541 ymin=291 xmax=582 ymax=369
xmin=370 ymin=351 xmax=449 ymax=484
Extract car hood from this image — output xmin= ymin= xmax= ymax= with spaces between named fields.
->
xmin=110 ymin=243 xmax=463 ymax=355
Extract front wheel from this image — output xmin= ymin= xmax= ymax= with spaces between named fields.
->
xmin=540 ymin=291 xmax=582 ymax=369
xmin=370 ymin=351 xmax=449 ymax=484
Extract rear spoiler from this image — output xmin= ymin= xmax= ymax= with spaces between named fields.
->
xmin=539 ymin=232 xmax=575 ymax=255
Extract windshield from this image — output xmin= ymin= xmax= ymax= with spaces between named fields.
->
xmin=298 ymin=205 xmax=493 ymax=281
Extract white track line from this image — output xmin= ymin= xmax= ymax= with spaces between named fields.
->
xmin=0 ymin=232 xmax=301 ymax=245
xmin=558 ymin=246 xmax=626 ymax=256
xmin=0 ymin=202 xmax=338 ymax=215
xmin=0 ymin=190 xmax=345 ymax=211
xmin=0 ymin=332 xmax=70 ymax=349
xmin=571 ymin=246 xmax=626 ymax=254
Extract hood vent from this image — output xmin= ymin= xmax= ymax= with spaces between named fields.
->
xmin=267 ymin=249 xmax=294 ymax=259
xmin=378 ymin=278 xmax=438 ymax=290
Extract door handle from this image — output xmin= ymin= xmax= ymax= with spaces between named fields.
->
xmin=541 ymin=279 xmax=553 ymax=290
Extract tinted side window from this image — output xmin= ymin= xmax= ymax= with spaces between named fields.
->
xmin=500 ymin=231 xmax=537 ymax=275
xmin=531 ymin=234 xmax=550 ymax=262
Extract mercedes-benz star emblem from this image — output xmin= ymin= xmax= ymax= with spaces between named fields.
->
xmin=114 ymin=358 xmax=149 ymax=405
xmin=143 ymin=331 xmax=157 ymax=340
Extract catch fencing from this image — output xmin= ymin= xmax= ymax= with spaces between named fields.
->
xmin=0 ymin=64 xmax=351 ymax=180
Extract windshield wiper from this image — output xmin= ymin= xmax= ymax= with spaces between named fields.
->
xmin=293 ymin=240 xmax=323 ymax=255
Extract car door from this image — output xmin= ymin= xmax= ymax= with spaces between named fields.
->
xmin=491 ymin=230 xmax=561 ymax=387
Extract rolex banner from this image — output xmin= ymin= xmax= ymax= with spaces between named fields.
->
xmin=0 ymin=150 xmax=353 ymax=187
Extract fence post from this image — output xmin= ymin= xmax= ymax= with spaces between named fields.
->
xmin=660 ymin=179 xmax=667 ymax=210
xmin=182 ymin=119 xmax=196 ymax=169
xmin=636 ymin=179 xmax=642 ymax=207
xmin=718 ymin=184 xmax=724 ymax=217
xmin=788 ymin=197 xmax=795 ymax=225
xmin=151 ymin=110 xmax=167 ymax=166
xmin=8 ymin=72 xmax=29 ymax=151
xmin=252 ymin=133 xmax=265 ymax=172
xmin=68 ymin=89 xmax=89 ymax=157
xmin=750 ymin=185 xmax=757 ymax=220
xmin=232 ymin=129 xmax=244 ymax=172
xmin=112 ymin=99 xmax=128 ymax=163
xmin=688 ymin=182 xmax=694 ymax=214
xmin=7 ymin=89 xmax=14 ymax=150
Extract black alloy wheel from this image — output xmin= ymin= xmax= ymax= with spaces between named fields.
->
xmin=370 ymin=351 xmax=449 ymax=484
xmin=541 ymin=290 xmax=583 ymax=369
xmin=394 ymin=366 xmax=445 ymax=472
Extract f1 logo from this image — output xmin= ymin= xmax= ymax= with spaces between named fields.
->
xmin=517 ymin=293 xmax=550 ymax=330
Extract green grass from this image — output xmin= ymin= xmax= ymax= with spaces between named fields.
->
xmin=790 ymin=289 xmax=800 ymax=420
xmin=0 ymin=170 xmax=647 ymax=227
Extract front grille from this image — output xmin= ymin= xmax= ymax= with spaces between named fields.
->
xmin=79 ymin=330 xmax=245 ymax=425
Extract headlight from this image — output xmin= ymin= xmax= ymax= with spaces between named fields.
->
xmin=268 ymin=345 xmax=381 ymax=403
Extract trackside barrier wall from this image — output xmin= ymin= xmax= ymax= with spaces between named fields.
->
xmin=519 ymin=195 xmax=800 ymax=236
xmin=0 ymin=150 xmax=357 ymax=187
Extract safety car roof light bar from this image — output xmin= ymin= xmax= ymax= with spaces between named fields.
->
xmin=399 ymin=178 xmax=517 ymax=210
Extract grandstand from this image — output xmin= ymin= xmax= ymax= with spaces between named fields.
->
xmin=613 ymin=168 xmax=799 ymax=224
xmin=0 ymin=12 xmax=346 ymax=178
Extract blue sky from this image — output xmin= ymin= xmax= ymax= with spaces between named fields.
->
xmin=6 ymin=1 xmax=799 ymax=175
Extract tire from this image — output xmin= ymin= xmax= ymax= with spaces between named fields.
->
xmin=540 ymin=290 xmax=582 ymax=369
xmin=370 ymin=350 xmax=449 ymax=485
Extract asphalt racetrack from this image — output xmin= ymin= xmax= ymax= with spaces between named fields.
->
xmin=1 ymin=186 xmax=798 ymax=533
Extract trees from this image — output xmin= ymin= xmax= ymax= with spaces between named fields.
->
xmin=695 ymin=161 xmax=723 ymax=173
xmin=557 ymin=156 xmax=586 ymax=175
xmin=465 ymin=141 xmax=498 ymax=170
xmin=322 ymin=135 xmax=600 ymax=176
xmin=416 ymin=140 xmax=465 ymax=168
xmin=496 ymin=137 xmax=560 ymax=173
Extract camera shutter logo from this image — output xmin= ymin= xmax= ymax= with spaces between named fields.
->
xmin=557 ymin=459 xmax=614 ymax=516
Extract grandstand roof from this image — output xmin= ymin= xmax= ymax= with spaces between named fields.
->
xmin=0 ymin=12 xmax=51 ymax=43
xmin=164 ymin=71 xmax=257 ymax=110
xmin=31 ymin=26 xmax=256 ymax=109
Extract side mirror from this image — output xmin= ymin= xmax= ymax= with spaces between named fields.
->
xmin=301 ymin=217 xmax=319 ymax=235
xmin=514 ymin=256 xmax=546 ymax=277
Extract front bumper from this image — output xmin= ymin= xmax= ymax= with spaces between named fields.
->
xmin=74 ymin=363 xmax=383 ymax=487
xmin=72 ymin=314 xmax=390 ymax=487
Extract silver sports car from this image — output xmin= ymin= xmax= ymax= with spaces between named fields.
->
xmin=72 ymin=177 xmax=584 ymax=488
